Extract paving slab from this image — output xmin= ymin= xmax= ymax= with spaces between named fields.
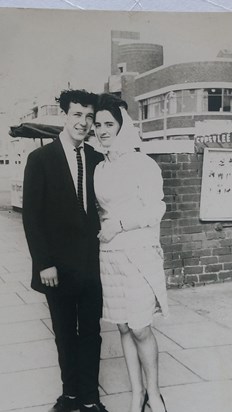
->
xmin=1 ymin=271 xmax=31 ymax=283
xmin=0 ymin=251 xmax=30 ymax=263
xmin=103 ymin=393 xmax=151 ymax=412
xmin=10 ymin=406 xmax=52 ymax=412
xmin=168 ymin=283 xmax=232 ymax=314
xmin=3 ymin=260 xmax=32 ymax=273
xmin=20 ymin=280 xmax=32 ymax=291
xmin=156 ymin=321 xmax=232 ymax=349
xmin=153 ymin=329 xmax=183 ymax=352
xmin=194 ymin=304 xmax=232 ymax=329
xmin=153 ymin=304 xmax=205 ymax=327
xmin=167 ymin=296 xmax=180 ymax=306
xmin=99 ymin=357 xmax=131 ymax=394
xmin=0 ymin=292 xmax=25 ymax=307
xmin=99 ymin=352 xmax=200 ymax=396
xmin=0 ymin=281 xmax=28 ymax=294
xmin=101 ymin=331 xmax=123 ymax=359
xmin=101 ymin=392 xmax=133 ymax=412
xmin=163 ymin=380 xmax=232 ymax=412
xmin=159 ymin=353 xmax=201 ymax=387
xmin=0 ymin=241 xmax=18 ymax=253
xmin=0 ymin=303 xmax=50 ymax=324
xmin=17 ymin=290 xmax=47 ymax=304
xmin=0 ymin=320 xmax=53 ymax=345
xmin=0 ymin=265 xmax=9 ymax=275
xmin=169 ymin=345 xmax=232 ymax=381
xmin=0 ymin=367 xmax=60 ymax=411
xmin=101 ymin=392 xmax=152 ymax=412
xmin=0 ymin=339 xmax=58 ymax=373
xmin=42 ymin=318 xmax=54 ymax=334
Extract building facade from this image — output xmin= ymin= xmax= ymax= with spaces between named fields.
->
xmin=136 ymin=60 xmax=232 ymax=142
xmin=133 ymin=60 xmax=232 ymax=286
xmin=106 ymin=31 xmax=232 ymax=287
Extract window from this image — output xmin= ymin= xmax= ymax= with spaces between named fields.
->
xmin=204 ymin=88 xmax=222 ymax=112
xmin=168 ymin=91 xmax=179 ymax=114
xmin=117 ymin=63 xmax=127 ymax=73
xmin=148 ymin=96 xmax=164 ymax=118
xmin=41 ymin=105 xmax=59 ymax=116
xmin=141 ymin=96 xmax=164 ymax=119
xmin=166 ymin=90 xmax=197 ymax=114
xmin=141 ymin=100 xmax=148 ymax=120
xmin=139 ymin=88 xmax=232 ymax=120
xmin=223 ymin=89 xmax=232 ymax=112
xmin=182 ymin=89 xmax=197 ymax=112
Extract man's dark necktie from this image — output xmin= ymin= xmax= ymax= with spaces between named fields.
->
xmin=74 ymin=147 xmax=86 ymax=215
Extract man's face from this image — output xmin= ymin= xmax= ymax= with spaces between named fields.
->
xmin=64 ymin=102 xmax=94 ymax=146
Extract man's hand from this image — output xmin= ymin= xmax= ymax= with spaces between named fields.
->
xmin=98 ymin=219 xmax=122 ymax=243
xmin=40 ymin=266 xmax=58 ymax=287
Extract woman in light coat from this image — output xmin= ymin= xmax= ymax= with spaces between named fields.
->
xmin=94 ymin=93 xmax=168 ymax=412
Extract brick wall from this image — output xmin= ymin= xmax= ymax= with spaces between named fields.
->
xmin=121 ymin=74 xmax=139 ymax=120
xmin=136 ymin=61 xmax=232 ymax=95
xmin=150 ymin=152 xmax=232 ymax=288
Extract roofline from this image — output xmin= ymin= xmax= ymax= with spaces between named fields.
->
xmin=135 ymin=59 xmax=232 ymax=80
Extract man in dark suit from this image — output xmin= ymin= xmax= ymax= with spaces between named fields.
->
xmin=23 ymin=90 xmax=108 ymax=412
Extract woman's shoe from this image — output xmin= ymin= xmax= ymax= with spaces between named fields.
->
xmin=160 ymin=394 xmax=167 ymax=412
xmin=141 ymin=391 xmax=149 ymax=412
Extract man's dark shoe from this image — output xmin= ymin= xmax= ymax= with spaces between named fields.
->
xmin=80 ymin=402 xmax=109 ymax=412
xmin=49 ymin=395 xmax=80 ymax=412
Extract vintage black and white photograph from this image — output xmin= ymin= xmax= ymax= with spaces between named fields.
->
xmin=1 ymin=7 xmax=232 ymax=412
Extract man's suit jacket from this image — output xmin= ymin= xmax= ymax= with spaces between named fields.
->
xmin=22 ymin=137 xmax=104 ymax=294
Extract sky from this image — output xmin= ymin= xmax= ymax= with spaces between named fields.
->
xmin=1 ymin=9 xmax=232 ymax=124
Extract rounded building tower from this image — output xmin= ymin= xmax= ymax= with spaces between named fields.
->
xmin=117 ymin=43 xmax=163 ymax=74
xmin=106 ymin=31 xmax=164 ymax=120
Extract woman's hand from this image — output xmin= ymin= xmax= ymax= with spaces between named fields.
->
xmin=98 ymin=219 xmax=122 ymax=243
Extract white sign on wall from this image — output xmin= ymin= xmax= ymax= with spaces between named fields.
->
xmin=200 ymin=148 xmax=232 ymax=221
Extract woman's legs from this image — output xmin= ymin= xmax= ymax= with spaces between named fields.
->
xmin=117 ymin=323 xmax=145 ymax=412
xmin=131 ymin=325 xmax=165 ymax=412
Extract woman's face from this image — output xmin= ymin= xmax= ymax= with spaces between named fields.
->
xmin=95 ymin=110 xmax=120 ymax=148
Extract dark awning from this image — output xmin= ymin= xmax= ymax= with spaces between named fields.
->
xmin=9 ymin=122 xmax=63 ymax=139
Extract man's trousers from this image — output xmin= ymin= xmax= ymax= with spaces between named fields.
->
xmin=46 ymin=277 xmax=102 ymax=405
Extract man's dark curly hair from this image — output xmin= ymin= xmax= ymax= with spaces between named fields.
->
xmin=94 ymin=93 xmax=128 ymax=129
xmin=56 ymin=89 xmax=97 ymax=114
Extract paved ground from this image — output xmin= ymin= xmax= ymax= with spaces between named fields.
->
xmin=1 ymin=210 xmax=232 ymax=412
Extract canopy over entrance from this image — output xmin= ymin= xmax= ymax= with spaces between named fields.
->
xmin=9 ymin=122 xmax=63 ymax=140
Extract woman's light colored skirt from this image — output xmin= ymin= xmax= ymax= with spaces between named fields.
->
xmin=99 ymin=245 xmax=169 ymax=329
